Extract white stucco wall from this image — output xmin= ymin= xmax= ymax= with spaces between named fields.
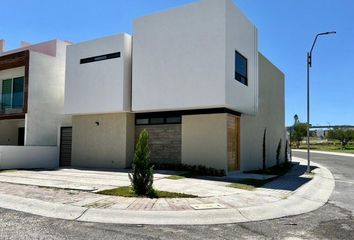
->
xmin=0 ymin=146 xmax=58 ymax=169
xmin=132 ymin=0 xmax=258 ymax=114
xmin=64 ymin=34 xmax=132 ymax=115
xmin=240 ymin=53 xmax=285 ymax=171
xmin=0 ymin=119 xmax=25 ymax=145
xmin=225 ymin=0 xmax=258 ymax=114
xmin=25 ymin=41 xmax=72 ymax=146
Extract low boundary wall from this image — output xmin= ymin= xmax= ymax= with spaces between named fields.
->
xmin=0 ymin=146 xmax=59 ymax=170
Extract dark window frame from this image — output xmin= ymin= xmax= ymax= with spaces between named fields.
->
xmin=80 ymin=52 xmax=121 ymax=64
xmin=235 ymin=50 xmax=248 ymax=86
xmin=1 ymin=76 xmax=25 ymax=110
xmin=135 ymin=115 xmax=182 ymax=126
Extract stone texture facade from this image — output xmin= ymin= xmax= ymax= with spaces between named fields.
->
xmin=135 ymin=124 xmax=181 ymax=165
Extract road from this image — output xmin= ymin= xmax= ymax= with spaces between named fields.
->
xmin=0 ymin=151 xmax=353 ymax=240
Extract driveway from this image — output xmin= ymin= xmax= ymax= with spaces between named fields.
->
xmin=0 ymin=168 xmax=174 ymax=192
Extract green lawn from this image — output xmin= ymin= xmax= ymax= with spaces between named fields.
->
xmin=97 ymin=186 xmax=197 ymax=198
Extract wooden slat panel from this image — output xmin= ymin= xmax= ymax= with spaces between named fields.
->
xmin=227 ymin=114 xmax=240 ymax=171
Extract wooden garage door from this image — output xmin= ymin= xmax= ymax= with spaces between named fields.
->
xmin=60 ymin=127 xmax=72 ymax=167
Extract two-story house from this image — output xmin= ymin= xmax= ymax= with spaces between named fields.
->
xmin=64 ymin=0 xmax=285 ymax=173
xmin=0 ymin=39 xmax=71 ymax=169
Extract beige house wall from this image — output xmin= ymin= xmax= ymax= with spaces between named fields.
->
xmin=181 ymin=113 xmax=228 ymax=171
xmin=240 ymin=53 xmax=285 ymax=171
xmin=71 ymin=113 xmax=135 ymax=169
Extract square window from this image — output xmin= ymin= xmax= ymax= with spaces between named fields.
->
xmin=235 ymin=51 xmax=248 ymax=86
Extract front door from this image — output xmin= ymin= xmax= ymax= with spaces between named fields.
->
xmin=227 ymin=115 xmax=240 ymax=171
xmin=18 ymin=127 xmax=25 ymax=146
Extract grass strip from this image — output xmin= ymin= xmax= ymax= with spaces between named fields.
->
xmin=98 ymin=186 xmax=197 ymax=198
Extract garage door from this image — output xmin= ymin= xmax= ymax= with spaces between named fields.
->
xmin=60 ymin=127 xmax=72 ymax=167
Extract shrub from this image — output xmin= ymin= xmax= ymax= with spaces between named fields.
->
xmin=129 ymin=129 xmax=154 ymax=196
xmin=285 ymin=140 xmax=289 ymax=163
xmin=152 ymin=162 xmax=226 ymax=177
xmin=262 ymin=128 xmax=267 ymax=170
xmin=327 ymin=129 xmax=354 ymax=148
xmin=276 ymin=139 xmax=282 ymax=166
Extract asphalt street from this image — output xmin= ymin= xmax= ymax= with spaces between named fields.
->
xmin=0 ymin=151 xmax=353 ymax=240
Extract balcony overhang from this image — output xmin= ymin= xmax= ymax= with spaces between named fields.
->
xmin=0 ymin=50 xmax=29 ymax=120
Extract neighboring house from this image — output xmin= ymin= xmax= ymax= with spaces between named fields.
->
xmin=0 ymin=39 xmax=71 ymax=169
xmin=64 ymin=0 xmax=285 ymax=173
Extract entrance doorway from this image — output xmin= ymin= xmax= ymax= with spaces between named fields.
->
xmin=227 ymin=114 xmax=240 ymax=171
xmin=18 ymin=127 xmax=25 ymax=146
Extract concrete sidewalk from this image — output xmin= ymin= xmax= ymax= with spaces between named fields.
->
xmin=0 ymin=157 xmax=334 ymax=225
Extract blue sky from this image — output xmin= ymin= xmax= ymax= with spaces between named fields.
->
xmin=1 ymin=0 xmax=353 ymax=126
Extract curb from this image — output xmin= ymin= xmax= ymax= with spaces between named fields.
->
xmin=292 ymin=149 xmax=354 ymax=158
xmin=0 ymin=157 xmax=335 ymax=225
xmin=0 ymin=193 xmax=87 ymax=220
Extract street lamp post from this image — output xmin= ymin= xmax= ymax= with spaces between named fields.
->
xmin=306 ymin=31 xmax=336 ymax=173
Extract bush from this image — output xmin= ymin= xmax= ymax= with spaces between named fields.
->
xmin=276 ymin=139 xmax=282 ymax=166
xmin=285 ymin=140 xmax=289 ymax=163
xmin=262 ymin=128 xmax=267 ymax=170
xmin=129 ymin=129 xmax=154 ymax=196
xmin=152 ymin=162 xmax=226 ymax=177
xmin=327 ymin=129 xmax=354 ymax=148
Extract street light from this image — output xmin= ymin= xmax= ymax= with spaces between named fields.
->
xmin=306 ymin=31 xmax=336 ymax=173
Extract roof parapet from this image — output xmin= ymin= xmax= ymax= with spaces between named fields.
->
xmin=21 ymin=41 xmax=31 ymax=48
xmin=0 ymin=40 xmax=5 ymax=55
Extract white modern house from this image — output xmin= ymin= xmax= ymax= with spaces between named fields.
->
xmin=0 ymin=39 xmax=71 ymax=169
xmin=64 ymin=0 xmax=285 ymax=173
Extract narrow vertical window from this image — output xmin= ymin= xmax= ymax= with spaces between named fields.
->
xmin=12 ymin=77 xmax=24 ymax=108
xmin=1 ymin=79 xmax=12 ymax=110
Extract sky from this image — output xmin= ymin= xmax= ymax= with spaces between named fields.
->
xmin=1 ymin=0 xmax=353 ymax=126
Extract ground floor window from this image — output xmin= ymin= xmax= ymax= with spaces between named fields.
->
xmin=135 ymin=114 xmax=181 ymax=125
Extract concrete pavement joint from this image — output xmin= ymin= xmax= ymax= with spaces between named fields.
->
xmin=74 ymin=207 xmax=89 ymax=221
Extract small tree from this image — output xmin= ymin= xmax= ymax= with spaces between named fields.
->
xmin=276 ymin=139 xmax=282 ymax=166
xmin=285 ymin=140 xmax=289 ymax=163
xmin=291 ymin=123 xmax=307 ymax=148
xmin=262 ymin=128 xmax=267 ymax=170
xmin=129 ymin=129 xmax=154 ymax=196
xmin=327 ymin=129 xmax=354 ymax=148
